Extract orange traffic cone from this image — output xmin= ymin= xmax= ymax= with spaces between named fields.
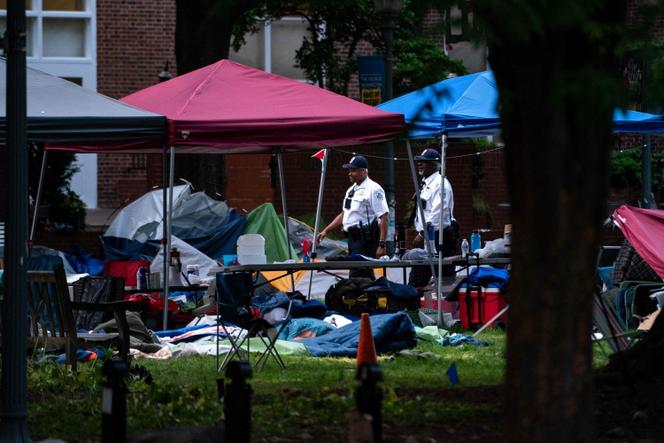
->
xmin=356 ymin=313 xmax=377 ymax=367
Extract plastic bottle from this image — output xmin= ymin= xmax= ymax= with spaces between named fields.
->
xmin=461 ymin=238 xmax=469 ymax=258
xmin=426 ymin=223 xmax=436 ymax=254
xmin=393 ymin=231 xmax=401 ymax=258
xmin=136 ymin=266 xmax=148 ymax=290
xmin=470 ymin=230 xmax=481 ymax=254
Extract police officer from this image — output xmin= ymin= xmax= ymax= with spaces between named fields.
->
xmin=317 ymin=155 xmax=389 ymax=278
xmin=410 ymin=148 xmax=457 ymax=285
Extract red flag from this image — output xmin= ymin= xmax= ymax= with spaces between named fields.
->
xmin=312 ymin=149 xmax=326 ymax=161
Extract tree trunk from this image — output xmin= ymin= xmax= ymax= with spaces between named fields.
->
xmin=174 ymin=0 xmax=258 ymax=198
xmin=474 ymin=1 xmax=627 ymax=441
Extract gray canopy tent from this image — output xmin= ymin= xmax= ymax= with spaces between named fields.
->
xmin=0 ymin=57 xmax=167 ymax=439
xmin=0 ymin=58 xmax=166 ymax=144
xmin=0 ymin=57 xmax=169 ymax=278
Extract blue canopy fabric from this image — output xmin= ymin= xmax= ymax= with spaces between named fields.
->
xmin=377 ymin=70 xmax=664 ymax=138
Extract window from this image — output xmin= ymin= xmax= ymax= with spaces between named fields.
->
xmin=444 ymin=1 xmax=478 ymax=43
xmin=1 ymin=0 xmax=98 ymax=209
xmin=0 ymin=0 xmax=96 ymax=89
xmin=230 ymin=17 xmax=309 ymax=81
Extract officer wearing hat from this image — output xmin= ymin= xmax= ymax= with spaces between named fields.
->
xmin=410 ymin=148 xmax=457 ymax=284
xmin=317 ymin=155 xmax=389 ymax=278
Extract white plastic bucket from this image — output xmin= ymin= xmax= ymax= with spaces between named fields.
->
xmin=237 ymin=234 xmax=265 ymax=256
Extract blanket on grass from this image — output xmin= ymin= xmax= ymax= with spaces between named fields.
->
xmin=299 ymin=312 xmax=417 ymax=357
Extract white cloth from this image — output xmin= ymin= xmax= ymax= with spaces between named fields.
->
xmin=324 ymin=314 xmax=353 ymax=328
xmin=414 ymin=173 xmax=454 ymax=232
xmin=341 ymin=177 xmax=389 ymax=231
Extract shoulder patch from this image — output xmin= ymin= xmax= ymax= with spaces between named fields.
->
xmin=376 ymin=191 xmax=385 ymax=200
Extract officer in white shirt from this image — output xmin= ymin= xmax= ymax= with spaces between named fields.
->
xmin=317 ymin=155 xmax=389 ymax=278
xmin=410 ymin=148 xmax=458 ymax=285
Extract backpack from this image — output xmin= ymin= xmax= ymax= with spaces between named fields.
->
xmin=325 ymin=277 xmax=375 ymax=315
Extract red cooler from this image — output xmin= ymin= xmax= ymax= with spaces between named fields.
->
xmin=458 ymin=286 xmax=508 ymax=329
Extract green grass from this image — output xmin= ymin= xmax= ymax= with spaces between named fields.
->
xmin=25 ymin=329 xmax=607 ymax=441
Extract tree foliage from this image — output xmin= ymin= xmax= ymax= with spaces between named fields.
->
xmin=28 ymin=144 xmax=86 ymax=232
xmin=231 ymin=0 xmax=465 ymax=96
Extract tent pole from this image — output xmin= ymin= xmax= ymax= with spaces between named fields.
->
xmin=642 ymin=135 xmax=653 ymax=208
xmin=163 ymin=146 xmax=175 ymax=331
xmin=405 ymin=140 xmax=436 ymax=278
xmin=276 ymin=148 xmax=295 ymax=291
xmin=437 ymin=134 xmax=447 ymax=327
xmin=161 ymin=145 xmax=169 ymax=332
xmin=30 ymin=144 xmax=47 ymax=244
xmin=308 ymin=148 xmax=328 ymax=299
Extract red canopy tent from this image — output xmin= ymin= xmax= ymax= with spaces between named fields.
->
xmin=49 ymin=59 xmax=404 ymax=153
xmin=47 ymin=59 xmax=404 ymax=329
xmin=614 ymin=205 xmax=664 ymax=280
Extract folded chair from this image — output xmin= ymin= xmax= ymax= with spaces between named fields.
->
xmin=27 ymin=263 xmax=140 ymax=370
xmin=215 ymin=272 xmax=292 ymax=372
xmin=593 ymin=246 xmax=649 ymax=354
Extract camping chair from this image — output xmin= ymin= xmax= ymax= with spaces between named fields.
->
xmin=215 ymin=272 xmax=292 ymax=372
xmin=593 ymin=246 xmax=647 ymax=354
xmin=72 ymin=275 xmax=126 ymax=330
xmin=27 ymin=263 xmax=140 ymax=370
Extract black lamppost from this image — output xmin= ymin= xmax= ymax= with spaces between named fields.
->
xmin=158 ymin=61 xmax=173 ymax=83
xmin=0 ymin=0 xmax=31 ymax=440
xmin=374 ymin=0 xmax=403 ymax=254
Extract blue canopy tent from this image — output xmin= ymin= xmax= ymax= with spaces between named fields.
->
xmin=377 ymin=70 xmax=664 ymax=325
xmin=378 ymin=70 xmax=664 ymax=138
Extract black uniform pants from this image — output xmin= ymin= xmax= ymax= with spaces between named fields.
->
xmin=346 ymin=220 xmax=380 ymax=279
xmin=408 ymin=228 xmax=457 ymax=287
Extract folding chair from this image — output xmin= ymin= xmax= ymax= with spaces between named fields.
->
xmin=215 ymin=272 xmax=292 ymax=372
xmin=72 ymin=275 xmax=125 ymax=330
xmin=593 ymin=246 xmax=649 ymax=354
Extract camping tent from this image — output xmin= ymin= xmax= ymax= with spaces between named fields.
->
xmin=102 ymin=185 xmax=246 ymax=263
xmin=614 ymin=205 xmax=664 ymax=280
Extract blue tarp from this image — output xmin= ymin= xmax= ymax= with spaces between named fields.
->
xmin=467 ymin=266 xmax=510 ymax=292
xmin=299 ymin=312 xmax=417 ymax=357
xmin=65 ymin=245 xmax=104 ymax=276
xmin=377 ymin=70 xmax=664 ymax=138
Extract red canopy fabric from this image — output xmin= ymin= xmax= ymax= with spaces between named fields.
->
xmin=49 ymin=59 xmax=403 ymax=153
xmin=614 ymin=205 xmax=664 ymax=280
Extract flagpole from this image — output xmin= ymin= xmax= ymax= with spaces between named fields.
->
xmin=308 ymin=148 xmax=328 ymax=300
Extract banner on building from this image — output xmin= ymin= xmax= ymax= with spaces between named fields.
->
xmin=358 ymin=56 xmax=385 ymax=106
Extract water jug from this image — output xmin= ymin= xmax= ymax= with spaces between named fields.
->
xmin=470 ymin=230 xmax=481 ymax=254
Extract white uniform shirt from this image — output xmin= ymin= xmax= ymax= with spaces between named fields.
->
xmin=414 ymin=173 xmax=454 ymax=232
xmin=341 ymin=177 xmax=389 ymax=231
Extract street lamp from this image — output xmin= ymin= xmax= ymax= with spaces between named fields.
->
xmin=158 ymin=61 xmax=173 ymax=83
xmin=373 ymin=0 xmax=403 ymax=254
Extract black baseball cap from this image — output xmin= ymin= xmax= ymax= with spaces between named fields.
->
xmin=342 ymin=155 xmax=369 ymax=169
xmin=414 ymin=148 xmax=441 ymax=162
